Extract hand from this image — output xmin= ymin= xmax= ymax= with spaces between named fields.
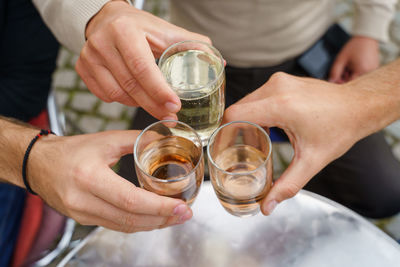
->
xmin=329 ymin=36 xmax=380 ymax=83
xmin=28 ymin=130 xmax=193 ymax=233
xmin=76 ymin=0 xmax=211 ymax=120
xmin=224 ymin=72 xmax=385 ymax=215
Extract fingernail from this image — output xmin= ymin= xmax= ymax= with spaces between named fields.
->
xmin=165 ymin=102 xmax=180 ymax=113
xmin=178 ymin=210 xmax=192 ymax=224
xmin=263 ymin=200 xmax=278 ymax=215
xmin=173 ymin=204 xmax=187 ymax=216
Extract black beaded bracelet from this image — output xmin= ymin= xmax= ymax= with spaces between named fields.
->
xmin=22 ymin=129 xmax=55 ymax=195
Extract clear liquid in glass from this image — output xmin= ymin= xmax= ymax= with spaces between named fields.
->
xmin=211 ymin=144 xmax=270 ymax=217
xmin=160 ymin=50 xmax=225 ymax=144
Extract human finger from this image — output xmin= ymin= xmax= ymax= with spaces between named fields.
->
xmin=260 ymin=150 xmax=321 ymax=215
xmin=114 ymin=27 xmax=181 ymax=118
xmin=77 ymin=44 xmax=139 ymax=106
xmin=75 ymin=57 xmax=112 ymax=103
xmin=71 ymin=194 xmax=188 ymax=231
xmin=223 ymin=99 xmax=280 ymax=128
xmin=90 ymin=168 xmax=190 ymax=217
xmin=329 ymin=55 xmax=347 ymax=83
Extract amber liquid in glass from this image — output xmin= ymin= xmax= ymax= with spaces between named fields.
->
xmin=138 ymin=136 xmax=203 ymax=205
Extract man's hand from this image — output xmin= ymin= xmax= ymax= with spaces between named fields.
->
xmin=76 ymin=1 xmax=211 ymax=120
xmin=224 ymin=71 xmax=394 ymax=215
xmin=29 ymin=130 xmax=192 ymax=233
xmin=329 ymin=36 xmax=380 ymax=83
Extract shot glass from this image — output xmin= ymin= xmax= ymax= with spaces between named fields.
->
xmin=158 ymin=40 xmax=225 ymax=145
xmin=134 ymin=120 xmax=204 ymax=206
xmin=207 ymin=121 xmax=273 ymax=217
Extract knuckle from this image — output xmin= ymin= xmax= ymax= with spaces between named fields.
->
xmin=63 ymin=193 xmax=80 ymax=211
xmin=107 ymin=87 xmax=126 ymax=101
xmin=121 ymin=214 xmax=138 ymax=232
xmin=130 ymin=57 xmax=150 ymax=80
xmin=156 ymin=200 xmax=166 ymax=216
xmin=122 ymin=187 xmax=139 ymax=211
xmin=203 ymin=36 xmax=212 ymax=45
xmin=269 ymin=71 xmax=287 ymax=82
xmin=283 ymin=182 xmax=301 ymax=199
xmin=86 ymin=34 xmax=104 ymax=53
xmin=224 ymin=105 xmax=240 ymax=122
xmin=110 ymin=15 xmax=130 ymax=31
xmin=121 ymin=77 xmax=140 ymax=96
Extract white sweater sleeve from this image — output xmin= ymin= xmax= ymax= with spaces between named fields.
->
xmin=353 ymin=0 xmax=397 ymax=42
xmin=32 ymin=0 xmax=111 ymax=54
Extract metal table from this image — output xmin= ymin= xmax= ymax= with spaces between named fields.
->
xmin=59 ymin=182 xmax=400 ymax=267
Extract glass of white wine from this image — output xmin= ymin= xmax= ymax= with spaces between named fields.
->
xmin=158 ymin=40 xmax=225 ymax=145
xmin=207 ymin=121 xmax=273 ymax=217
xmin=134 ymin=120 xmax=204 ymax=206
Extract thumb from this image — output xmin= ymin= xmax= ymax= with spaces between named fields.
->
xmin=261 ymin=151 xmax=318 ymax=215
xmin=329 ymin=56 xmax=347 ymax=83
xmin=104 ymin=130 xmax=141 ymax=157
xmin=223 ymin=99 xmax=279 ymax=127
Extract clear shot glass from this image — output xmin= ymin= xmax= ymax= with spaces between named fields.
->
xmin=207 ymin=121 xmax=273 ymax=217
xmin=158 ymin=40 xmax=225 ymax=145
xmin=134 ymin=120 xmax=204 ymax=206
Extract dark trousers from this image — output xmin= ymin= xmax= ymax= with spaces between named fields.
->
xmin=119 ymin=58 xmax=400 ymax=219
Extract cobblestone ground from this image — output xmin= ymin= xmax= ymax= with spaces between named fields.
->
xmin=52 ymin=0 xmax=400 ymax=242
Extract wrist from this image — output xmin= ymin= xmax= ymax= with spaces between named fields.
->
xmin=27 ymin=134 xmax=60 ymax=196
xmin=85 ymin=0 xmax=130 ymax=38
xmin=345 ymin=69 xmax=400 ymax=137
xmin=0 ymin=121 xmax=38 ymax=187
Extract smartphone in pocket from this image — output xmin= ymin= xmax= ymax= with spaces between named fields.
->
xmin=297 ymin=24 xmax=351 ymax=79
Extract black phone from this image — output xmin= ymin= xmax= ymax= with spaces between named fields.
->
xmin=297 ymin=24 xmax=351 ymax=79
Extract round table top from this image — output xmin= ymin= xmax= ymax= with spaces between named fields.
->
xmin=59 ymin=182 xmax=400 ymax=267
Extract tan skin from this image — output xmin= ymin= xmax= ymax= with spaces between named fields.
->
xmin=224 ymin=59 xmax=400 ymax=215
xmin=76 ymin=1 xmax=380 ymax=118
xmin=76 ymin=0 xmax=211 ymax=121
xmin=0 ymin=121 xmax=193 ymax=233
xmin=330 ymin=36 xmax=380 ymax=83
xmin=73 ymin=1 xmax=382 ymax=219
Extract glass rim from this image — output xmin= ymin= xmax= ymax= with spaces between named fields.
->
xmin=158 ymin=40 xmax=225 ymax=94
xmin=207 ymin=120 xmax=272 ymax=176
xmin=134 ymin=120 xmax=204 ymax=183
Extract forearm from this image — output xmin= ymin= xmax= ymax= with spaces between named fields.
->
xmin=0 ymin=117 xmax=41 ymax=187
xmin=346 ymin=58 xmax=400 ymax=136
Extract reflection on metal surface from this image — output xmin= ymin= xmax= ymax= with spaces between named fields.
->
xmin=59 ymin=182 xmax=400 ymax=267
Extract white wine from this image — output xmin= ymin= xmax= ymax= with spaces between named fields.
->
xmin=160 ymin=50 xmax=225 ymax=144
xmin=137 ymin=136 xmax=204 ymax=205
xmin=211 ymin=144 xmax=271 ymax=217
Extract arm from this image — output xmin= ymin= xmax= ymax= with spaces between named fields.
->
xmin=329 ymin=0 xmax=397 ymax=82
xmin=32 ymin=0 xmax=110 ymax=55
xmin=0 ymin=117 xmax=192 ymax=232
xmin=33 ymin=0 xmax=211 ymax=120
xmin=224 ymin=58 xmax=400 ymax=215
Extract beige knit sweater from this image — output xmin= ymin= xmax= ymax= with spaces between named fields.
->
xmin=33 ymin=0 xmax=396 ymax=67
xmin=170 ymin=0 xmax=397 ymax=67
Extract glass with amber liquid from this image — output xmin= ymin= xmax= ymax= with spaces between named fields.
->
xmin=207 ymin=121 xmax=273 ymax=217
xmin=158 ymin=40 xmax=225 ymax=145
xmin=134 ymin=120 xmax=204 ymax=206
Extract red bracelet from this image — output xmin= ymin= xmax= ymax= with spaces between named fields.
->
xmin=22 ymin=129 xmax=55 ymax=195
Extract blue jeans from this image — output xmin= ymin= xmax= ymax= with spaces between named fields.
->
xmin=0 ymin=185 xmax=26 ymax=267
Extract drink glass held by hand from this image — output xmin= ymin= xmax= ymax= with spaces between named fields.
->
xmin=159 ymin=40 xmax=225 ymax=145
xmin=134 ymin=120 xmax=204 ymax=206
xmin=207 ymin=121 xmax=273 ymax=217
